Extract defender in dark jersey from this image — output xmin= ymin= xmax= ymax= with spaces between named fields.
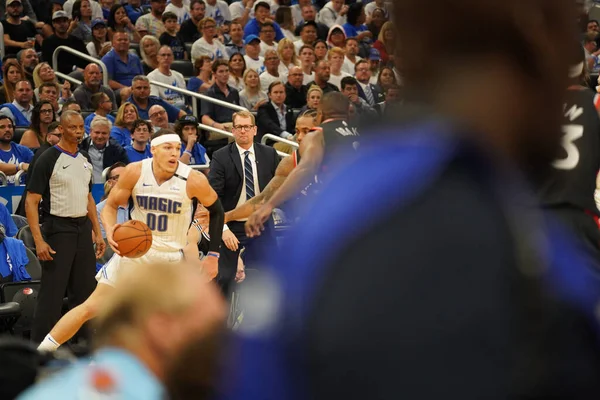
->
xmin=539 ymin=53 xmax=600 ymax=265
xmin=245 ymin=92 xmax=360 ymax=237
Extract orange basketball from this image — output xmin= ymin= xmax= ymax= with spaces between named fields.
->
xmin=113 ymin=220 xmax=152 ymax=258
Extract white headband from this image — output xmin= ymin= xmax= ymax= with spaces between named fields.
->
xmin=151 ymin=134 xmax=181 ymax=147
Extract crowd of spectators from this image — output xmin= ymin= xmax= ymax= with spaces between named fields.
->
xmin=0 ymin=0 xmax=398 ymax=185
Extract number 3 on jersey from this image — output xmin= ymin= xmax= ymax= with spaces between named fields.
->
xmin=553 ymin=124 xmax=583 ymax=170
xmin=146 ymin=213 xmax=168 ymax=232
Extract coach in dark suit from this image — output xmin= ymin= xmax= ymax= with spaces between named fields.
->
xmin=256 ymin=81 xmax=297 ymax=143
xmin=208 ymin=110 xmax=280 ymax=295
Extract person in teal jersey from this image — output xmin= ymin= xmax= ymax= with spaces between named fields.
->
xmin=20 ymin=260 xmax=226 ymax=400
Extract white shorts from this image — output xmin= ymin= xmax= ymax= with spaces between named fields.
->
xmin=96 ymin=247 xmax=184 ymax=287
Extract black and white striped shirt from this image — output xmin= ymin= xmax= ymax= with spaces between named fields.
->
xmin=28 ymin=146 xmax=93 ymax=218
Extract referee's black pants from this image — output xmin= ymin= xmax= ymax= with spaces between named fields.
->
xmin=31 ymin=215 xmax=97 ymax=343
xmin=216 ymin=220 xmax=273 ymax=297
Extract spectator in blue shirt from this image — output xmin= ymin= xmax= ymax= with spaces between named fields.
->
xmin=127 ymin=75 xmax=186 ymax=122
xmin=101 ymin=31 xmax=144 ymax=104
xmin=0 ymin=203 xmax=18 ymax=237
xmin=84 ymin=92 xmax=116 ymax=135
xmin=342 ymin=2 xmax=372 ymax=42
xmin=243 ymin=1 xmax=284 ymax=41
xmin=175 ymin=115 xmax=209 ymax=166
xmin=123 ymin=0 xmax=143 ymax=23
xmin=124 ymin=119 xmax=153 ymax=162
xmin=110 ymin=102 xmax=140 ymax=147
xmin=0 ymin=115 xmax=33 ymax=185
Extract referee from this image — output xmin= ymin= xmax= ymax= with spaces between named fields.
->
xmin=25 ymin=110 xmax=106 ymax=344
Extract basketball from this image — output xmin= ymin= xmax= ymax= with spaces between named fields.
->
xmin=113 ymin=220 xmax=153 ymax=258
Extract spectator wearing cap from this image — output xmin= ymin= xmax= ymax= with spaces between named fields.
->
xmin=86 ymin=19 xmax=112 ymax=59
xmin=179 ymin=0 xmax=205 ymax=43
xmin=79 ymin=116 xmax=128 ymax=183
xmin=191 ymin=17 xmax=229 ymax=62
xmin=317 ymin=0 xmax=347 ymax=28
xmin=243 ymin=35 xmax=264 ymax=72
xmin=368 ymin=48 xmax=381 ymax=84
xmin=285 ymin=66 xmax=308 ymax=109
xmin=294 ymin=20 xmax=317 ymax=53
xmin=101 ymin=30 xmax=144 ymax=103
xmin=295 ymin=4 xmax=329 ymax=41
xmin=342 ymin=3 xmax=371 ymax=41
xmin=0 ymin=0 xmax=40 ymax=32
xmin=0 ymin=115 xmax=32 ymax=184
xmin=201 ymin=59 xmax=240 ymax=133
xmin=306 ymin=59 xmax=339 ymax=95
xmin=67 ymin=0 xmax=94 ymax=43
xmin=73 ymin=64 xmax=117 ymax=111
xmin=135 ymin=0 xmax=166 ymax=37
xmin=128 ymin=75 xmax=186 ymax=122
xmin=354 ymin=59 xmax=384 ymax=106
xmin=18 ymin=48 xmax=39 ymax=87
xmin=259 ymin=49 xmax=286 ymax=92
xmin=175 ymin=115 xmax=209 ymax=166
xmin=124 ymin=119 xmax=152 ymax=162
xmin=148 ymin=46 xmax=188 ymax=111
xmin=2 ymin=0 xmax=40 ymax=57
xmin=63 ymin=0 xmax=102 ymax=20
xmin=41 ymin=11 xmax=89 ymax=76
xmin=244 ymin=1 xmax=284 ymax=41
xmin=256 ymin=81 xmax=296 ymax=141
xmin=0 ymin=80 xmax=33 ymax=127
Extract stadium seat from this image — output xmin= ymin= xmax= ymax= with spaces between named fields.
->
xmin=185 ymin=43 xmax=192 ymax=57
xmin=81 ymin=111 xmax=93 ymax=121
xmin=12 ymin=128 xmax=26 ymax=144
xmin=171 ymin=60 xmax=194 ymax=77
xmin=16 ymin=226 xmax=35 ymax=253
xmin=10 ymin=215 xmax=28 ymax=232
xmin=101 ymin=167 xmax=111 ymax=182
xmin=0 ymin=171 xmax=7 ymax=187
xmin=0 ymin=302 xmax=20 ymax=334
xmin=24 ymin=248 xmax=41 ymax=281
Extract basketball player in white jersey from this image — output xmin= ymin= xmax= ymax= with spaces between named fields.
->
xmin=38 ymin=129 xmax=224 ymax=352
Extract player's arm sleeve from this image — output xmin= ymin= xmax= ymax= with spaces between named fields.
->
xmin=205 ymin=198 xmax=224 ymax=252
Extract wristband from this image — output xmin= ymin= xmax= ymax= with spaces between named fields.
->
xmin=207 ymin=251 xmax=220 ymax=259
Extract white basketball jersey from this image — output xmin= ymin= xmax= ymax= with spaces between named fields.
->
xmin=131 ymin=159 xmax=194 ymax=252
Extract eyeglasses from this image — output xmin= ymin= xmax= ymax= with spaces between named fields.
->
xmin=233 ymin=125 xmax=254 ymax=131
xmin=149 ymin=110 xmax=166 ymax=118
xmin=39 ymin=109 xmax=53 ymax=114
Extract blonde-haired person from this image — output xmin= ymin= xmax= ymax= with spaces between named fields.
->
xmin=0 ymin=59 xmax=25 ymax=104
xmin=373 ymin=21 xmax=394 ymax=66
xmin=32 ymin=63 xmax=73 ymax=104
xmin=327 ymin=46 xmax=352 ymax=90
xmin=21 ymin=261 xmax=226 ymax=399
xmin=239 ymin=69 xmax=268 ymax=111
xmin=277 ymin=38 xmax=300 ymax=74
xmin=110 ymin=102 xmax=140 ymax=147
xmin=139 ymin=35 xmax=160 ymax=74
xmin=300 ymin=84 xmax=322 ymax=113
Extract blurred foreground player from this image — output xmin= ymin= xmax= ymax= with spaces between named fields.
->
xmin=37 ymin=129 xmax=225 ymax=352
xmin=538 ymin=48 xmax=600 ymax=267
xmin=223 ymin=1 xmax=600 ymax=399
xmin=20 ymin=261 xmax=226 ymax=400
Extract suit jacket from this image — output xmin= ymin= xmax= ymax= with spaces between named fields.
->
xmin=256 ymin=102 xmax=297 ymax=142
xmin=79 ymin=137 xmax=129 ymax=170
xmin=208 ymin=142 xmax=280 ymax=213
xmin=357 ymin=82 xmax=385 ymax=106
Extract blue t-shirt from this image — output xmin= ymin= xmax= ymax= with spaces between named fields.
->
xmin=123 ymin=4 xmax=142 ymax=23
xmin=125 ymin=145 xmax=152 ymax=163
xmin=84 ymin=113 xmax=116 ymax=136
xmin=101 ymin=49 xmax=144 ymax=87
xmin=0 ymin=202 xmax=17 ymax=237
xmin=0 ymin=143 xmax=33 ymax=185
xmin=0 ymin=237 xmax=29 ymax=281
xmin=187 ymin=77 xmax=204 ymax=94
xmin=180 ymin=143 xmax=208 ymax=165
xmin=342 ymin=23 xmax=369 ymax=39
xmin=110 ymin=125 xmax=132 ymax=147
xmin=244 ymin=18 xmax=284 ymax=41
xmin=127 ymin=95 xmax=181 ymax=122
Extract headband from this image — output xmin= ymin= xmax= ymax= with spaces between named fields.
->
xmin=151 ymin=134 xmax=181 ymax=147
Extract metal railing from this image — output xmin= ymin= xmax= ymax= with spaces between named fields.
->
xmin=14 ymin=170 xmax=25 ymax=185
xmin=52 ymin=46 xmax=109 ymax=87
xmin=261 ymin=134 xmax=299 ymax=149
xmin=0 ymin=171 xmax=7 ymax=186
xmin=55 ymin=72 xmax=82 ymax=87
xmin=149 ymin=80 xmax=247 ymax=117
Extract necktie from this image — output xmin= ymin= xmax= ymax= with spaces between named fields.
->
xmin=364 ymin=85 xmax=375 ymax=105
xmin=244 ymin=150 xmax=255 ymax=200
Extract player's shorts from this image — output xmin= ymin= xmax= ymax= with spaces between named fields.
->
xmin=96 ymin=247 xmax=184 ymax=287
